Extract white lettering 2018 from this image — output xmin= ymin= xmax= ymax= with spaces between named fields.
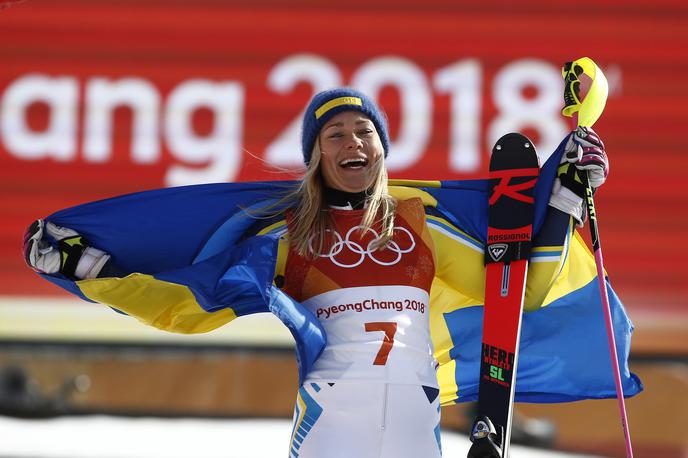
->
xmin=0 ymin=56 xmax=619 ymax=184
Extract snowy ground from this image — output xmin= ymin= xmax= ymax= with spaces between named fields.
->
xmin=0 ymin=416 xmax=605 ymax=458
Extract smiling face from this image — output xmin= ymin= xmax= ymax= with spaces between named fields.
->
xmin=317 ymin=111 xmax=385 ymax=193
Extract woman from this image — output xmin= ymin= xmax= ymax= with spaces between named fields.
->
xmin=24 ymin=88 xmax=612 ymax=457
xmin=279 ymin=89 xmax=442 ymax=457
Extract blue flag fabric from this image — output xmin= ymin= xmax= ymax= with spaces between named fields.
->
xmin=38 ymin=141 xmax=642 ymax=404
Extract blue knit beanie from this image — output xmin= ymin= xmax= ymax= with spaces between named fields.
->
xmin=301 ymin=88 xmax=390 ymax=165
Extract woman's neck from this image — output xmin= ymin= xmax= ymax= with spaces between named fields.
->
xmin=324 ymin=187 xmax=369 ymax=210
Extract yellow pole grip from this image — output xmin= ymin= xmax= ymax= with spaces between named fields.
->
xmin=561 ymin=57 xmax=609 ymax=128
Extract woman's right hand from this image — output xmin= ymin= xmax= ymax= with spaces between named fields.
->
xmin=23 ymin=220 xmax=110 ymax=280
xmin=23 ymin=219 xmax=61 ymax=275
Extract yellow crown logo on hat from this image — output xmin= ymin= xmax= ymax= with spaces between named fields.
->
xmin=315 ymin=96 xmax=363 ymax=119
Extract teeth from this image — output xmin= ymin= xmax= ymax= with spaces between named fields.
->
xmin=340 ymin=158 xmax=367 ymax=167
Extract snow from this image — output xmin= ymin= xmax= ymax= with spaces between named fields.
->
xmin=0 ymin=416 xmax=605 ymax=458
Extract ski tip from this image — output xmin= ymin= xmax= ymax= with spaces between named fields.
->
xmin=491 ymin=133 xmax=540 ymax=170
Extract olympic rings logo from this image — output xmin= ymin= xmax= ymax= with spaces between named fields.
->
xmin=309 ymin=225 xmax=416 ymax=268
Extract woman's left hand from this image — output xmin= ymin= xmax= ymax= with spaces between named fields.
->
xmin=563 ymin=126 xmax=609 ymax=189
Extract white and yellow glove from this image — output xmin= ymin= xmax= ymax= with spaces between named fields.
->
xmin=549 ymin=126 xmax=609 ymax=226
xmin=23 ymin=220 xmax=110 ymax=280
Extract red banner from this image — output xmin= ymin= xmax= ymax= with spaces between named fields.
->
xmin=1 ymin=0 xmax=686 ymax=315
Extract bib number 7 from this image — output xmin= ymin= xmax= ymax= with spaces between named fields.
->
xmin=364 ymin=322 xmax=398 ymax=366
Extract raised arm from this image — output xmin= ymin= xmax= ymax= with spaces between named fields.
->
xmin=527 ymin=127 xmax=609 ymax=310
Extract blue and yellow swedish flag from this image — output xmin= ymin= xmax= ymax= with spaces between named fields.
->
xmin=38 ymin=139 xmax=642 ymax=405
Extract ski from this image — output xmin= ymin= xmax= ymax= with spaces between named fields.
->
xmin=468 ymin=133 xmax=540 ymax=458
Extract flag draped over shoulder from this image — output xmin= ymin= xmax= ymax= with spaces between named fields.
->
xmin=39 ymin=141 xmax=643 ymax=404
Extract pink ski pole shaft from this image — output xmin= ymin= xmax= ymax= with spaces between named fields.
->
xmin=563 ymin=57 xmax=634 ymax=457
xmin=580 ymin=170 xmax=634 ymax=458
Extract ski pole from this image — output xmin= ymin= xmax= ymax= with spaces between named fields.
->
xmin=562 ymin=57 xmax=634 ymax=458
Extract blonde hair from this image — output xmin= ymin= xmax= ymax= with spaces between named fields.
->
xmin=279 ymin=142 xmax=397 ymax=258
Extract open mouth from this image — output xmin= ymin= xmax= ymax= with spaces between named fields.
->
xmin=339 ymin=157 xmax=368 ymax=169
